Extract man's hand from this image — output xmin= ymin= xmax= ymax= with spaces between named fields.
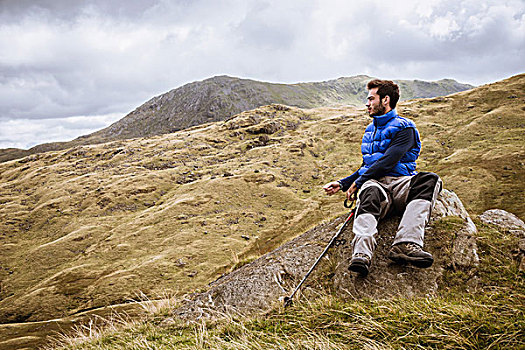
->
xmin=346 ymin=182 xmax=358 ymax=201
xmin=323 ymin=181 xmax=341 ymax=195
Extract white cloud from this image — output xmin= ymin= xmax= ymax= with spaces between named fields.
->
xmin=428 ymin=12 xmax=461 ymax=39
xmin=0 ymin=0 xmax=523 ymax=149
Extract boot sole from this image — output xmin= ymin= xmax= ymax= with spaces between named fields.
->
xmin=349 ymin=261 xmax=369 ymax=277
xmin=388 ymin=252 xmax=434 ymax=268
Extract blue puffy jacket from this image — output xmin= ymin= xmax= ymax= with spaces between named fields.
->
xmin=359 ymin=109 xmax=421 ymax=177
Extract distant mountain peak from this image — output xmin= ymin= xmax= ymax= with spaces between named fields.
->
xmin=0 ymin=75 xmax=474 ymax=163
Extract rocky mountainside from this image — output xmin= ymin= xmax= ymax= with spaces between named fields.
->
xmin=0 ymin=75 xmax=473 ymax=163
xmin=0 ymin=74 xmax=522 ymax=349
xmin=96 ymin=75 xmax=472 ymax=140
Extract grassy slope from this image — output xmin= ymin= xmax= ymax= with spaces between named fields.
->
xmin=0 ymin=105 xmax=366 ymax=324
xmin=50 ymin=218 xmax=524 ymax=349
xmin=0 ymin=74 xmax=523 ymax=348
xmin=407 ymin=74 xmax=525 ymax=217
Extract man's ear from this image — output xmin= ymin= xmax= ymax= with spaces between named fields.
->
xmin=382 ymin=95 xmax=390 ymax=108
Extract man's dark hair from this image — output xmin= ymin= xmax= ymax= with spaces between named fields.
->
xmin=367 ymin=79 xmax=400 ymax=109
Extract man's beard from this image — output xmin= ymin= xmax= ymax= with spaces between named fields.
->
xmin=369 ymin=104 xmax=386 ymax=117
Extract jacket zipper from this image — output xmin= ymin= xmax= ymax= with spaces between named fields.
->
xmin=372 ymin=120 xmax=377 ymax=154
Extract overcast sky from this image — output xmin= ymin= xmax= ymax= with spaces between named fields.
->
xmin=0 ymin=0 xmax=523 ymax=149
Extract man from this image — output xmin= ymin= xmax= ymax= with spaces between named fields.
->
xmin=323 ymin=79 xmax=442 ymax=277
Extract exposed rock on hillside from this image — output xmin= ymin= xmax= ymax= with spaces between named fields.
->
xmin=174 ymin=190 xmax=479 ymax=321
xmin=479 ymin=209 xmax=525 ymax=232
xmin=479 ymin=209 xmax=525 ymax=271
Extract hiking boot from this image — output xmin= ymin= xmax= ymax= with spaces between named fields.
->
xmin=388 ymin=242 xmax=434 ymax=268
xmin=349 ymin=253 xmax=371 ymax=277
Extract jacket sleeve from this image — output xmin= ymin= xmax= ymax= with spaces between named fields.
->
xmin=354 ymin=128 xmax=416 ymax=188
xmin=337 ymin=168 xmax=360 ymax=192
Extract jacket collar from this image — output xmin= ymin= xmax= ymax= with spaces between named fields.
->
xmin=373 ymin=109 xmax=397 ymax=127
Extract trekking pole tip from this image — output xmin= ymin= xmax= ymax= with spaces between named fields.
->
xmin=283 ymin=296 xmax=293 ymax=307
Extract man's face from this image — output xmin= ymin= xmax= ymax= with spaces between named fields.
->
xmin=366 ymin=87 xmax=388 ymax=117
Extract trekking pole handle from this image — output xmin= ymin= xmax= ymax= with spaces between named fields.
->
xmin=344 ymin=199 xmax=355 ymax=208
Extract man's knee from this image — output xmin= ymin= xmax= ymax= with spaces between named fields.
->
xmin=407 ymin=172 xmax=441 ymax=202
xmin=357 ymin=185 xmax=387 ymax=218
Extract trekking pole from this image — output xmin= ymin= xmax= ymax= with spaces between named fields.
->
xmin=283 ymin=199 xmax=356 ymax=307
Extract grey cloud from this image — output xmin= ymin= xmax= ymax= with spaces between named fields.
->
xmin=235 ymin=2 xmax=299 ymax=51
xmin=0 ymin=0 xmax=523 ymax=149
xmin=236 ymin=17 xmax=296 ymax=51
xmin=0 ymin=0 xmax=160 ymax=22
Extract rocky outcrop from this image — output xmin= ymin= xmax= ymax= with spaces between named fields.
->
xmin=433 ymin=189 xmax=480 ymax=269
xmin=173 ymin=189 xmax=479 ymax=321
xmin=479 ymin=209 xmax=525 ymax=271
xmin=479 ymin=209 xmax=525 ymax=233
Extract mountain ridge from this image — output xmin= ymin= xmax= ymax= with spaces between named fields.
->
xmin=0 ymin=75 xmax=473 ymax=163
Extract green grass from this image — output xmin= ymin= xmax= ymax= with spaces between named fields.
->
xmin=49 ymin=219 xmax=525 ymax=350
xmin=49 ymin=294 xmax=524 ymax=349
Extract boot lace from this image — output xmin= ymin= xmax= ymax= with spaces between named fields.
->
xmin=405 ymin=242 xmax=422 ymax=253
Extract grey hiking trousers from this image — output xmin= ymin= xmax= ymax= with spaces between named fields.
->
xmin=351 ymin=172 xmax=442 ymax=258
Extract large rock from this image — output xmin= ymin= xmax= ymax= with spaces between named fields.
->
xmin=173 ymin=189 xmax=479 ymax=321
xmin=332 ymin=189 xmax=479 ymax=299
xmin=479 ymin=209 xmax=525 ymax=271
xmin=479 ymin=209 xmax=525 ymax=233
xmin=433 ymin=189 xmax=480 ymax=269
